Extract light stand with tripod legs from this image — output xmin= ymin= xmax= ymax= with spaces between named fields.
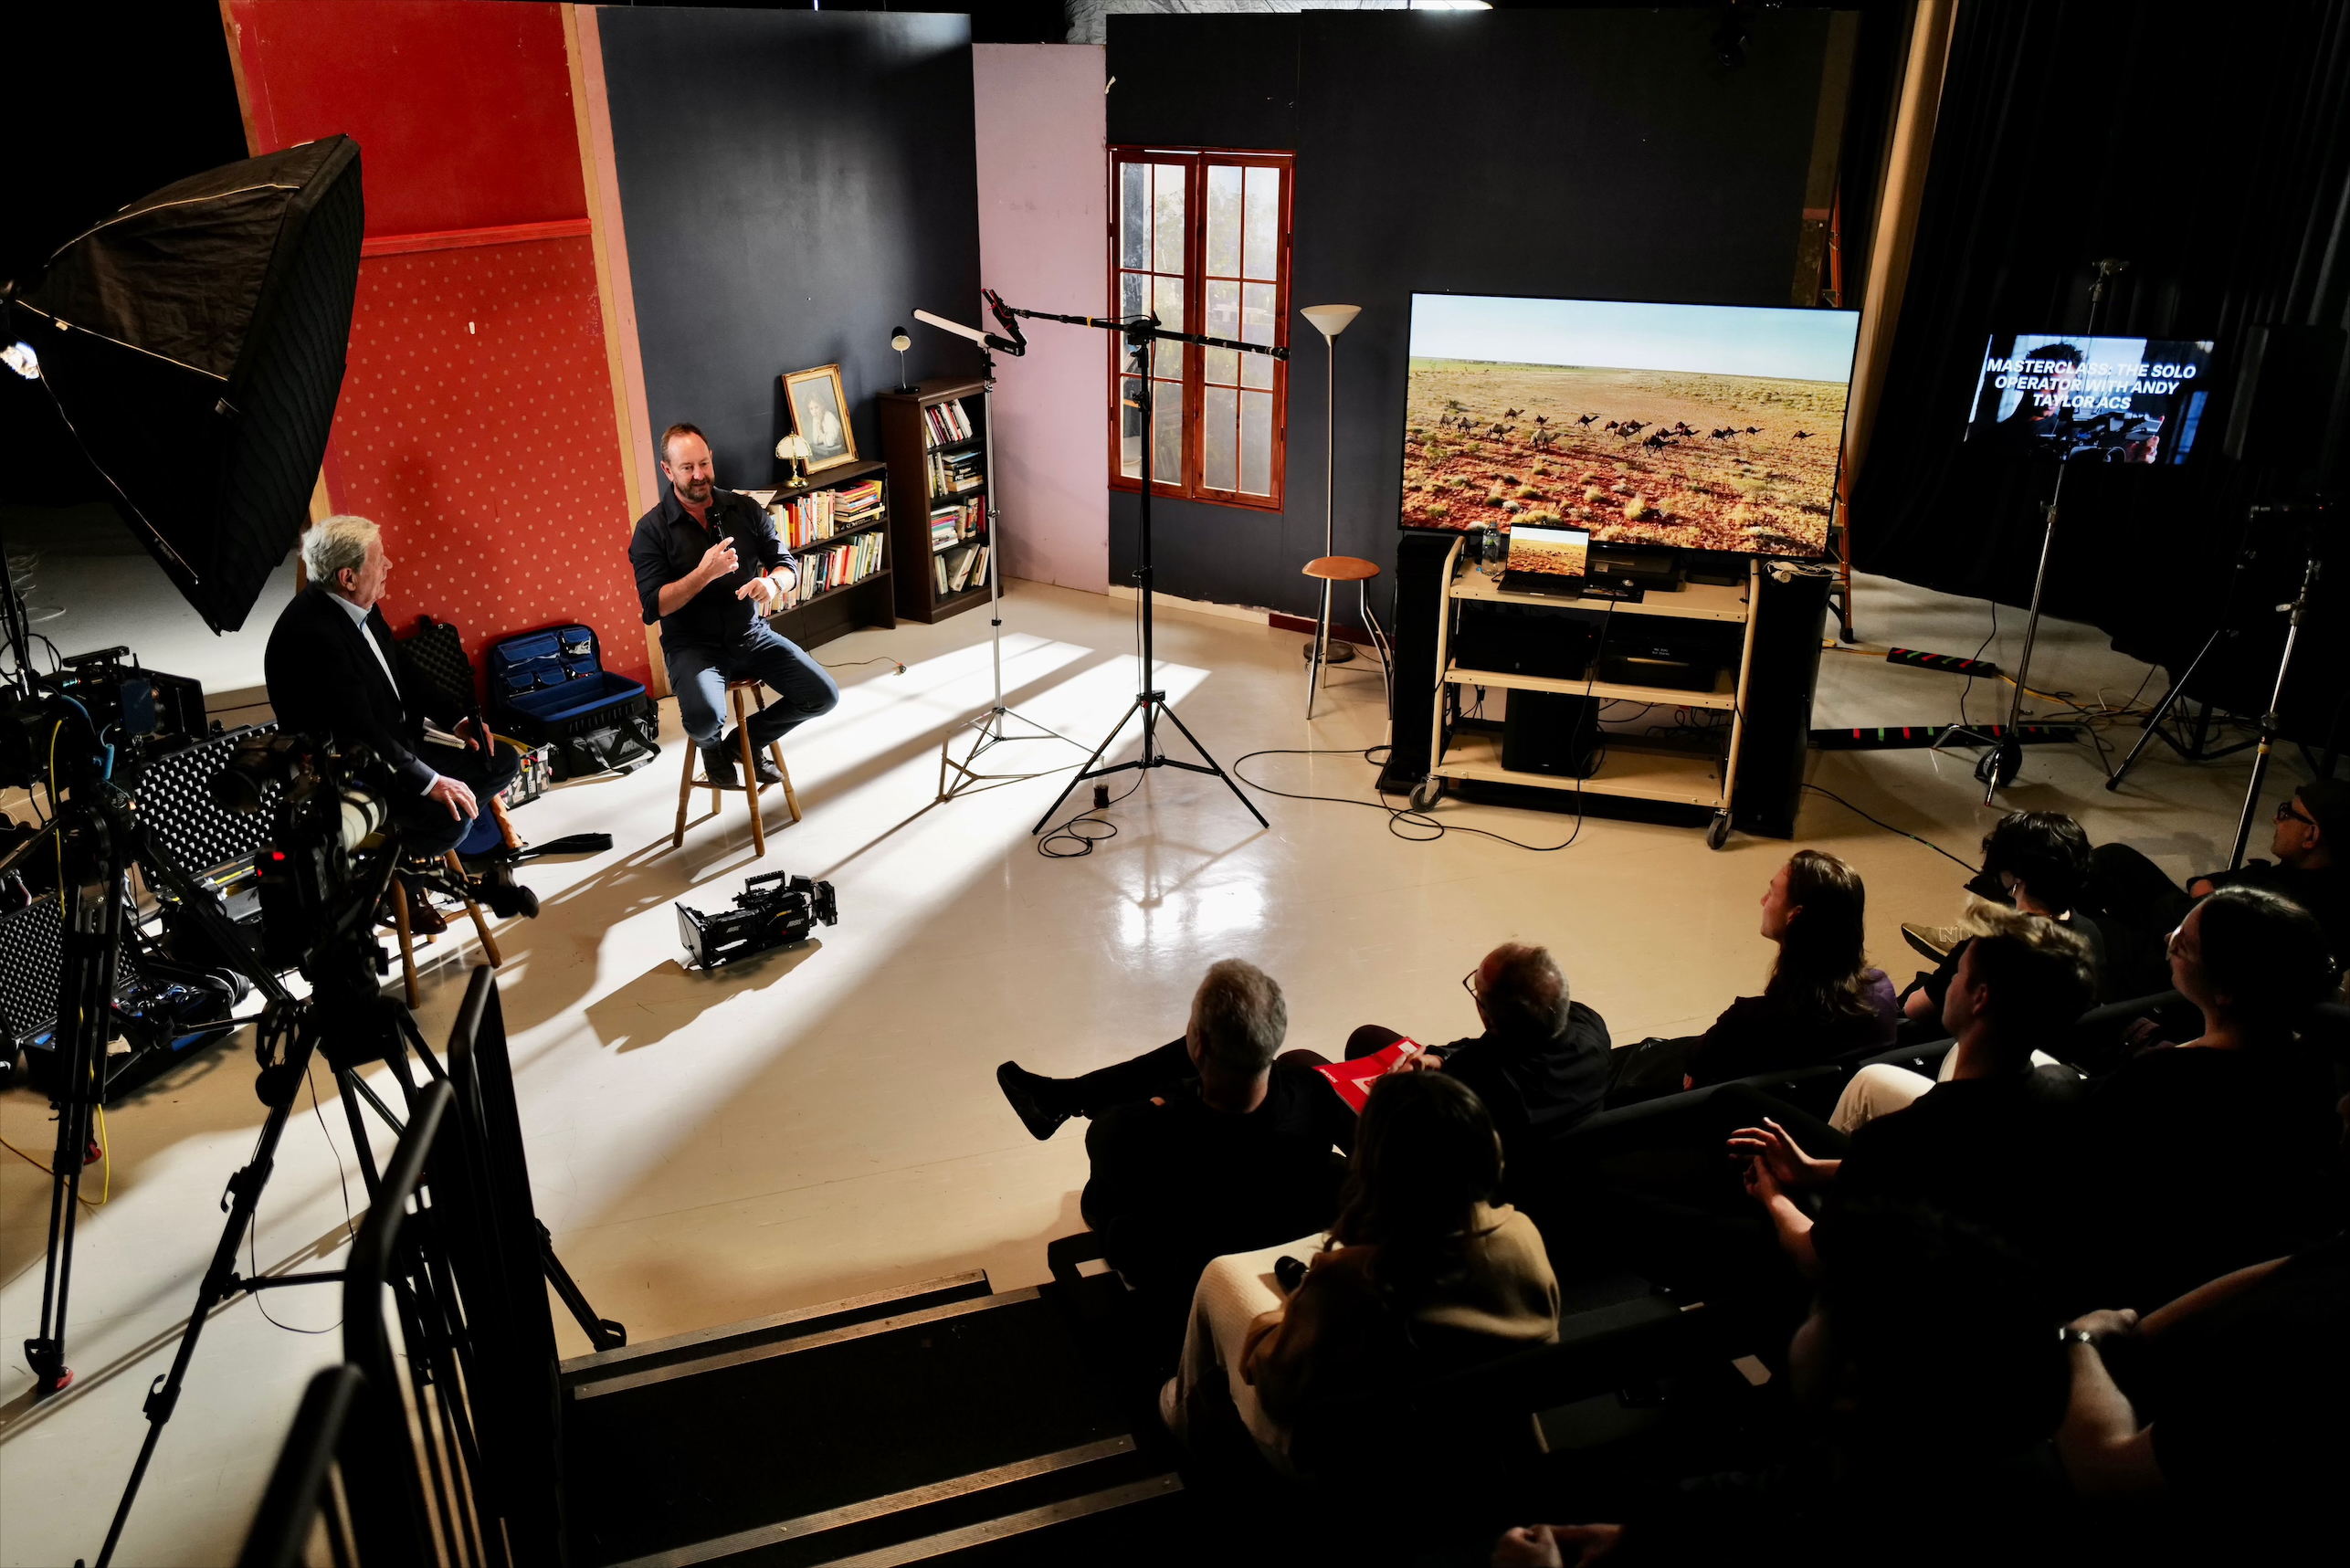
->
xmin=976 ymin=298 xmax=1277 ymax=836
xmin=1937 ymin=258 xmax=2127 ymax=801
xmin=906 ymin=306 xmax=1083 ymax=800
xmin=2222 ymin=510 xmax=2328 ymax=869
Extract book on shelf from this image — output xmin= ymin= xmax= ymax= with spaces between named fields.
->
xmin=767 ymin=478 xmax=885 ymax=549
xmin=922 ymin=398 xmax=975 ymax=447
xmin=933 ymin=542 xmax=989 ymax=595
xmin=928 ymin=497 xmax=985 ymax=551
xmin=926 ymin=447 xmax=985 ymax=498
xmin=774 ymin=529 xmax=885 ymax=611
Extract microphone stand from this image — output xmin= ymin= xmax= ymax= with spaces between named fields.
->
xmin=985 ymin=297 xmax=1276 ymax=835
xmin=909 ymin=304 xmax=1083 ymax=801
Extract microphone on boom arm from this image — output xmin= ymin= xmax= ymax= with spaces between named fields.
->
xmin=982 ymin=289 xmax=1029 ymax=357
xmin=912 ymin=307 xmax=1024 ymax=358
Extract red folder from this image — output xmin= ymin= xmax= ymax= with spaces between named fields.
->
xmin=1310 ymin=1037 xmax=1426 ymax=1113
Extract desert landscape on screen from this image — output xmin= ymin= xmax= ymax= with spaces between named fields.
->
xmin=1401 ymin=359 xmax=1848 ymax=555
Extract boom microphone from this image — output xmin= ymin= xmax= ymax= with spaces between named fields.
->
xmin=912 ymin=308 xmax=1022 ymax=356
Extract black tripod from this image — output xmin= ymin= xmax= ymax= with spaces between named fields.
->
xmin=91 ymin=843 xmax=621 ymax=1566
xmin=993 ymin=302 xmax=1275 ymax=835
xmin=2105 ymin=513 xmax=2283 ymax=791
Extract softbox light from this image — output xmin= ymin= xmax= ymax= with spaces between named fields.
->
xmin=5 ymin=136 xmax=363 ymax=633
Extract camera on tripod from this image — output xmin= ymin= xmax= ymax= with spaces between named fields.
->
xmin=211 ymin=731 xmax=390 ymax=969
xmin=677 ymin=872 xmax=838 ymax=969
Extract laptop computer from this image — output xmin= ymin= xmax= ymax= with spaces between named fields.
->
xmin=1499 ymin=523 xmax=1592 ymax=598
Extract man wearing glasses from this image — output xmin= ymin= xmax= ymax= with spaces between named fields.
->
xmin=2087 ymin=779 xmax=2346 ymax=993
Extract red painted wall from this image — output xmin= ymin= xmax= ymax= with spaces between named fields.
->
xmin=226 ymin=0 xmax=588 ymax=237
xmin=225 ymin=0 xmax=649 ymax=687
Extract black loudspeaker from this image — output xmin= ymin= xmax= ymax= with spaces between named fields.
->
xmin=1502 ymin=691 xmax=1603 ymax=777
xmin=2222 ymin=323 xmax=2346 ymax=479
xmin=1732 ymin=566 xmax=1832 ymax=837
xmin=1380 ymin=532 xmax=1463 ymax=793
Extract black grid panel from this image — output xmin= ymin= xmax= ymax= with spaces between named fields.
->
xmin=0 ymin=897 xmax=145 ymax=1048
xmin=138 ymin=723 xmax=281 ymax=879
xmin=398 ymin=617 xmax=477 ymax=726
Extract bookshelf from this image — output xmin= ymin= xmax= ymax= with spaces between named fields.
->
xmin=743 ymin=454 xmax=896 ymax=651
xmin=880 ymin=377 xmax=995 ymax=625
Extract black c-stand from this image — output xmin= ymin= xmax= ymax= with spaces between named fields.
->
xmin=984 ymin=299 xmax=1277 ymax=835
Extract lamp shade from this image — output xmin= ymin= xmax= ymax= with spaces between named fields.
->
xmin=1301 ymin=304 xmax=1362 ymax=339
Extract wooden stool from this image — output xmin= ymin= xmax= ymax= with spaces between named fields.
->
xmin=1302 ymin=554 xmax=1393 ymax=721
xmin=674 ymin=679 xmax=803 ymax=857
xmin=387 ymin=850 xmax=503 ymax=1009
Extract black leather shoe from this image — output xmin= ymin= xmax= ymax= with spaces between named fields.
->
xmin=721 ymin=727 xmax=785 ymax=787
xmin=700 ymin=742 xmax=739 ymax=788
xmin=997 ymin=1061 xmax=1070 ymax=1142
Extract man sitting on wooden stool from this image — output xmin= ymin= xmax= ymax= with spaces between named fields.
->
xmin=628 ymin=422 xmax=839 ymax=787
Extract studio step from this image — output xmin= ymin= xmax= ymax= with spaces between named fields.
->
xmin=597 ymin=1439 xmax=1180 ymax=1568
xmin=562 ymin=1270 xmax=993 ymax=1393
xmin=564 ymin=1283 xmax=1160 ymax=1567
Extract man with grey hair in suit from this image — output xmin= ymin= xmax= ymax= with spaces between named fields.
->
xmin=264 ymin=513 xmax=517 ymax=858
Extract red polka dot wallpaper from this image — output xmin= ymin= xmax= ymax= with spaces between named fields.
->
xmin=326 ymin=237 xmax=649 ymax=689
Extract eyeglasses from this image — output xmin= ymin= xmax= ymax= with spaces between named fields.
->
xmin=2276 ymin=799 xmax=2316 ymax=827
xmin=1461 ymin=968 xmax=1481 ymax=1000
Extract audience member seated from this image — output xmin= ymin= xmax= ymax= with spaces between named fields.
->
xmin=1731 ymin=912 xmax=2094 ymax=1289
xmin=2087 ymin=779 xmax=2348 ymax=999
xmin=1491 ymin=1202 xmax=2073 ymax=1568
xmin=1605 ymin=850 xmax=1896 ymax=1106
xmin=997 ymin=961 xmax=1350 ymax=1320
xmin=1894 ymin=812 xmax=2113 ymax=1042
xmin=1341 ymin=942 xmax=1610 ymax=1198
xmin=1162 ymin=1072 xmax=1559 ymax=1472
xmin=2055 ymin=1232 xmax=2350 ymax=1563
xmin=2073 ymin=886 xmax=2343 ymax=1311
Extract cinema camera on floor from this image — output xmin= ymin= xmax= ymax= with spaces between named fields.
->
xmin=677 ymin=870 xmax=839 ymax=969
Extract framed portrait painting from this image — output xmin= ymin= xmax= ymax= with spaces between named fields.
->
xmin=782 ymin=363 xmax=858 ymax=473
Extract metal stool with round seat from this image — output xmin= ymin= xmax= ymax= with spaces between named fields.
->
xmin=674 ymin=678 xmax=802 ymax=857
xmin=1302 ymin=554 xmax=1394 ymax=721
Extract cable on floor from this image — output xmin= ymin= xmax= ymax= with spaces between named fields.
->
xmin=1801 ymin=784 xmax=1979 ymax=872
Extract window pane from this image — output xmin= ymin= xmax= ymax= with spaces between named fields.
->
xmin=1203 ymin=279 xmax=1239 ymax=384
xmin=1205 ymin=163 xmax=1241 ymax=278
xmin=1119 ymin=164 xmax=1147 ymax=269
xmin=1243 ymin=165 xmax=1280 ymax=280
xmin=1241 ymin=281 xmax=1277 ymax=390
xmin=1120 ymin=374 xmax=1143 ymax=479
xmin=1152 ymin=274 xmax=1185 ymax=377
xmin=1153 ymin=163 xmax=1186 ymax=275
xmin=1240 ymin=391 xmax=1273 ymax=495
xmin=1154 ymin=384 xmax=1181 ymax=483
xmin=1202 ymin=385 xmax=1238 ymax=491
xmin=1120 ymin=270 xmax=1144 ymax=321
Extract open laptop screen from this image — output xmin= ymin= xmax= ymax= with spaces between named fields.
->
xmin=1504 ymin=524 xmax=1590 ymax=583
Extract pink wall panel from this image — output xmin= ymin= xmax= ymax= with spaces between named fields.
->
xmin=972 ymin=45 xmax=1110 ymax=593
xmin=325 ymin=237 xmax=649 ymax=685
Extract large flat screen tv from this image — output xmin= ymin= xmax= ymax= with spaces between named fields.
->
xmin=1401 ymin=294 xmax=1861 ymax=557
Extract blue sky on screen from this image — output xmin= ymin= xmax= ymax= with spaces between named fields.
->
xmin=1410 ymin=295 xmax=1861 ymax=383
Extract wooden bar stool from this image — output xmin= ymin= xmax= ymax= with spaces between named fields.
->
xmin=1303 ymin=554 xmax=1394 ymax=721
xmin=387 ymin=851 xmax=502 ymax=1009
xmin=674 ymin=679 xmax=802 ymax=857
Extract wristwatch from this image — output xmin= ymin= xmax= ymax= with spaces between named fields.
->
xmin=2058 ymin=1327 xmax=2100 ymax=1347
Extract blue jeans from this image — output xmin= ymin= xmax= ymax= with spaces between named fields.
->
xmin=666 ymin=624 xmax=840 ymax=751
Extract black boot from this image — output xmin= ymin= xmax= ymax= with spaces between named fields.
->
xmin=722 ymin=727 xmax=785 ymax=787
xmin=700 ymin=742 xmax=739 ymax=788
xmin=996 ymin=1061 xmax=1070 ymax=1142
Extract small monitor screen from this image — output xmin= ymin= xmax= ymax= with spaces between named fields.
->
xmin=1402 ymin=293 xmax=1860 ymax=556
xmin=1964 ymin=333 xmax=2216 ymax=464
xmin=1505 ymin=524 xmax=1589 ymax=582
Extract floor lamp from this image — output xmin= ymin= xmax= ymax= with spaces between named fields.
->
xmin=1301 ymin=303 xmax=1361 ymax=720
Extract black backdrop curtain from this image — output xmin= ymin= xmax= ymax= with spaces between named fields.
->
xmin=1851 ymin=0 xmax=2350 ymax=736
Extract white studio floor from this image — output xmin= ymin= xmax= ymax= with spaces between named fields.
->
xmin=0 ymin=570 xmax=2313 ymax=1567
